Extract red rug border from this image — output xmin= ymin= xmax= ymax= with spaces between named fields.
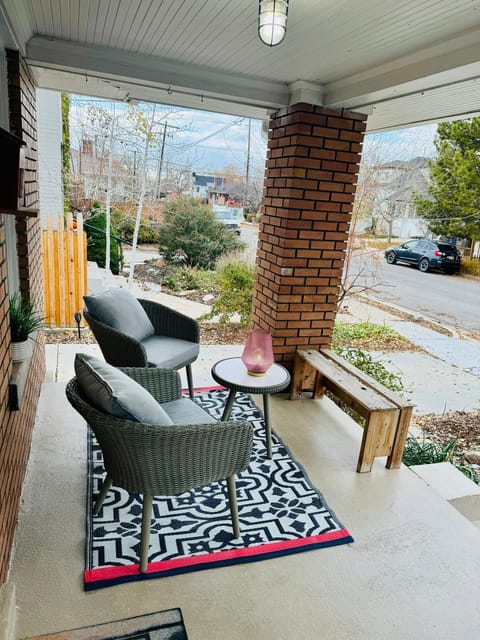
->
xmin=84 ymin=529 xmax=353 ymax=589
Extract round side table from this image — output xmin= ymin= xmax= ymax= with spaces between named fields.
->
xmin=211 ymin=357 xmax=291 ymax=459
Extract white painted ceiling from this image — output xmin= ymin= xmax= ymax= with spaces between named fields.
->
xmin=1 ymin=0 xmax=480 ymax=130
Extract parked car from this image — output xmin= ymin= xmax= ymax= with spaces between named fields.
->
xmin=384 ymin=239 xmax=461 ymax=274
xmin=213 ymin=205 xmax=241 ymax=234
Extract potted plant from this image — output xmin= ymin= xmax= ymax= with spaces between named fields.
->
xmin=9 ymin=292 xmax=45 ymax=362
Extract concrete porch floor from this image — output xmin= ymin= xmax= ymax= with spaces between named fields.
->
xmin=8 ymin=345 xmax=480 ymax=639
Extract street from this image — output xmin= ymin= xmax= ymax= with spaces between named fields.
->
xmin=350 ymin=251 xmax=480 ymax=333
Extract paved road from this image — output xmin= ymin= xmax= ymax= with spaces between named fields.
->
xmin=350 ymin=251 xmax=480 ymax=333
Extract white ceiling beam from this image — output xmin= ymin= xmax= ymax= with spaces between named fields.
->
xmin=31 ymin=67 xmax=276 ymax=121
xmin=26 ymin=36 xmax=289 ymax=111
xmin=325 ymin=29 xmax=480 ymax=111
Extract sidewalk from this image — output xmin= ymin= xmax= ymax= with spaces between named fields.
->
xmin=336 ymin=296 xmax=480 ymax=414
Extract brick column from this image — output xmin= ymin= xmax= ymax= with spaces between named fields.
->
xmin=252 ymin=102 xmax=367 ymax=367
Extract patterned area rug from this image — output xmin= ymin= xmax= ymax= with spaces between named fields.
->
xmin=85 ymin=389 xmax=353 ymax=590
xmin=24 ymin=609 xmax=187 ymax=639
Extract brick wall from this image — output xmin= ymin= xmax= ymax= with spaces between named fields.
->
xmin=252 ymin=102 xmax=367 ymax=367
xmin=0 ymin=49 xmax=45 ymax=584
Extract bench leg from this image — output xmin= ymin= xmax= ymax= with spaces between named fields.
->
xmin=386 ymin=406 xmax=413 ymax=469
xmin=357 ymin=412 xmax=386 ymax=473
xmin=290 ymin=352 xmax=308 ymax=400
xmin=313 ymin=372 xmax=326 ymax=399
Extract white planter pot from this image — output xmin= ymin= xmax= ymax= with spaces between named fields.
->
xmin=11 ymin=339 xmax=32 ymax=362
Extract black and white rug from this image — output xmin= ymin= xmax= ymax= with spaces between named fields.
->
xmin=85 ymin=388 xmax=353 ymax=590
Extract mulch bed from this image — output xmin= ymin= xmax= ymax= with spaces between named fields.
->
xmin=44 ymin=323 xmax=248 ymax=346
xmin=411 ymin=411 xmax=480 ymax=476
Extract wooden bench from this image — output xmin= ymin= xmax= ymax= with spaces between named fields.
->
xmin=290 ymin=349 xmax=414 ymax=473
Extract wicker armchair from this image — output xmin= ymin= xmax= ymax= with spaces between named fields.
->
xmin=65 ymin=367 xmax=253 ymax=573
xmin=84 ymin=297 xmax=200 ymax=398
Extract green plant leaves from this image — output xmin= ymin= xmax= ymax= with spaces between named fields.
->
xmin=9 ymin=293 xmax=45 ymax=342
xmin=402 ymin=436 xmax=457 ymax=466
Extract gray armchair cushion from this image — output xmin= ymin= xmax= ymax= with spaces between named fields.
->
xmin=142 ymin=335 xmax=200 ymax=369
xmin=162 ymin=399 xmax=216 ymax=424
xmin=74 ymin=353 xmax=173 ymax=425
xmin=84 ymin=288 xmax=154 ymax=342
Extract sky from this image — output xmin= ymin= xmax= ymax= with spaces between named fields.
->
xmin=69 ymin=96 xmax=268 ymax=178
xmin=364 ymin=125 xmax=437 ymax=163
xmin=69 ymin=94 xmax=439 ymax=176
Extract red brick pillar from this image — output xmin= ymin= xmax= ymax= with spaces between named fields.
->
xmin=252 ymin=102 xmax=367 ymax=367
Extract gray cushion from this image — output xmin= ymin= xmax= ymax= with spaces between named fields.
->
xmin=74 ymin=353 xmax=173 ymax=425
xmin=162 ymin=399 xmax=216 ymax=424
xmin=142 ymin=335 xmax=200 ymax=369
xmin=84 ymin=288 xmax=154 ymax=342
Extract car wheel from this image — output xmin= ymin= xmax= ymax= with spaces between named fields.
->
xmin=418 ymin=257 xmax=429 ymax=272
xmin=386 ymin=251 xmax=397 ymax=264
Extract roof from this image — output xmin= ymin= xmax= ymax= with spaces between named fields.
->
xmin=1 ymin=1 xmax=480 ymax=131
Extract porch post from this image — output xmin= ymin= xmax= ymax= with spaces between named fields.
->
xmin=252 ymin=102 xmax=367 ymax=367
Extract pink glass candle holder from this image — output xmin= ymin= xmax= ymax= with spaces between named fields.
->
xmin=241 ymin=328 xmax=274 ymax=376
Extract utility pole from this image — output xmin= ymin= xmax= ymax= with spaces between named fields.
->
xmin=156 ymin=121 xmax=181 ymax=200
xmin=244 ymin=118 xmax=251 ymax=207
xmin=156 ymin=121 xmax=167 ymax=200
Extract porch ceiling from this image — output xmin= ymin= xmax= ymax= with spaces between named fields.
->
xmin=1 ymin=0 xmax=480 ymax=129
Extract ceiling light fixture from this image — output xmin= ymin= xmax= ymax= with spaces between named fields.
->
xmin=258 ymin=0 xmax=289 ymax=47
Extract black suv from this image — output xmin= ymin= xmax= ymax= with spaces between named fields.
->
xmin=384 ymin=239 xmax=461 ymax=274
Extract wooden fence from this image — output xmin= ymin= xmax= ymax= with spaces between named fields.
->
xmin=42 ymin=212 xmax=87 ymax=328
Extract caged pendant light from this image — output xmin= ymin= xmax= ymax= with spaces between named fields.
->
xmin=258 ymin=0 xmax=289 ymax=47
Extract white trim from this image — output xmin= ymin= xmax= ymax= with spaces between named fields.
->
xmin=288 ymin=81 xmax=325 ymax=108
xmin=325 ymin=30 xmax=480 ymax=111
xmin=26 ymin=36 xmax=289 ymax=111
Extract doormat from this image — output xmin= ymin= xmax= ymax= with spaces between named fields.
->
xmin=23 ymin=608 xmax=187 ymax=640
xmin=85 ymin=389 xmax=353 ymax=589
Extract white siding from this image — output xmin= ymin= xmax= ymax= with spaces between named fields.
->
xmin=37 ymin=88 xmax=63 ymax=226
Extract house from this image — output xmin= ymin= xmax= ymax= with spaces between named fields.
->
xmin=1 ymin=2 xmax=480 ymax=637
xmin=192 ymin=173 xmax=245 ymax=205
xmin=373 ymin=157 xmax=430 ymax=238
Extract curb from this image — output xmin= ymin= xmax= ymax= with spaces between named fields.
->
xmin=357 ymin=293 xmax=460 ymax=339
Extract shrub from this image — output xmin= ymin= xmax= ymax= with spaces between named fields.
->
xmin=158 ymin=197 xmax=243 ymax=270
xmin=201 ymin=262 xmax=254 ymax=325
xmin=114 ymin=216 xmax=160 ymax=244
xmin=161 ymin=267 xmax=215 ymax=293
xmin=84 ymin=205 xmax=121 ymax=274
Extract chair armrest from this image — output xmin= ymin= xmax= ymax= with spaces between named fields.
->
xmin=65 ymin=378 xmax=253 ymax=496
xmin=139 ymin=299 xmax=200 ymax=343
xmin=101 ymin=419 xmax=254 ymax=495
xmin=84 ymin=309 xmax=148 ymax=366
xmin=119 ymin=367 xmax=182 ymax=403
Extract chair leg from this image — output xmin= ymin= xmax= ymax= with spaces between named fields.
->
xmin=226 ymin=475 xmax=240 ymax=539
xmin=93 ymin=474 xmax=113 ymax=515
xmin=140 ymin=494 xmax=153 ymax=573
xmin=186 ymin=364 xmax=194 ymax=399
